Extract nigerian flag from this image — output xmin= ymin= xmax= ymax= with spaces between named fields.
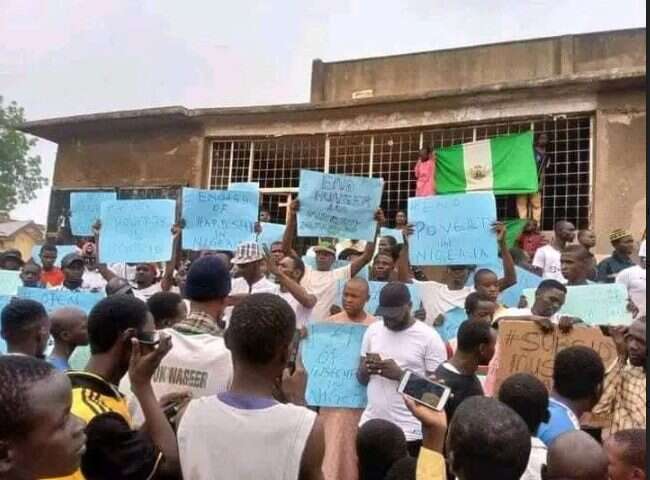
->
xmin=435 ymin=131 xmax=538 ymax=195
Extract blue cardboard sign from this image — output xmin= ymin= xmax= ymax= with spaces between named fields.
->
xmin=380 ymin=227 xmax=404 ymax=244
xmin=30 ymin=245 xmax=79 ymax=267
xmin=523 ymin=283 xmax=633 ymax=326
xmin=302 ymin=323 xmax=368 ymax=408
xmin=70 ymin=191 xmax=117 ymax=236
xmin=99 ymin=200 xmax=176 ymax=263
xmin=408 ymin=193 xmax=498 ymax=266
xmin=0 ymin=270 xmax=22 ymax=295
xmin=257 ymin=222 xmax=286 ymax=247
xmin=435 ymin=307 xmax=468 ymax=342
xmin=228 ymin=182 xmax=259 ymax=192
xmin=297 ymin=170 xmax=383 ymax=241
xmin=182 ymin=187 xmax=259 ymax=251
xmin=334 ymin=279 xmax=421 ymax=315
xmin=17 ymin=287 xmax=104 ymax=314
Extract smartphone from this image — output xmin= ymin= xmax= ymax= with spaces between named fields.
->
xmin=397 ymin=370 xmax=451 ymax=411
xmin=366 ymin=352 xmax=382 ymax=362
xmin=287 ymin=329 xmax=301 ymax=373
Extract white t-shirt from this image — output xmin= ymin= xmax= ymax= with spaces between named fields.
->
xmin=300 ymin=265 xmax=352 ymax=322
xmin=521 ymin=437 xmax=547 ymax=480
xmin=532 ymin=245 xmax=566 ymax=283
xmin=616 ymin=265 xmax=646 ymax=317
xmin=359 ymin=320 xmax=447 ymax=441
xmin=414 ymin=279 xmax=473 ymax=326
xmin=133 ymin=282 xmax=180 ymax=302
xmin=224 ymin=276 xmax=281 ymax=324
xmin=278 ymin=289 xmax=314 ymax=329
xmin=81 ymin=269 xmax=107 ymax=292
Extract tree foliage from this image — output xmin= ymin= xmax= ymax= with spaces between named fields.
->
xmin=0 ymin=96 xmax=48 ymax=211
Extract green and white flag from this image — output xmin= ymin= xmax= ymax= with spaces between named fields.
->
xmin=435 ymin=131 xmax=538 ymax=195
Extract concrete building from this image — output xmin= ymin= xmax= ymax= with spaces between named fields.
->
xmin=20 ymin=28 xmax=645 ymax=255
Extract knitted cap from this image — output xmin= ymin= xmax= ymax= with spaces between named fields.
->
xmin=185 ymin=256 xmax=231 ymax=301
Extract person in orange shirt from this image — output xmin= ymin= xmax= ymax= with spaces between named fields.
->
xmin=39 ymin=244 xmax=65 ymax=287
xmin=321 ymin=277 xmax=376 ymax=480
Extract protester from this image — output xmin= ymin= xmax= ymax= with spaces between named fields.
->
xmin=377 ymin=234 xmax=399 ymax=259
xmin=123 ymin=255 xmax=233 ymax=426
xmin=560 ymin=244 xmax=594 ymax=286
xmin=537 ymin=346 xmax=605 ymax=445
xmin=47 ymin=307 xmax=88 ymax=371
xmin=61 ymin=295 xmax=180 ymax=480
xmin=177 ymin=293 xmax=324 ymax=480
xmin=282 ymin=199 xmax=380 ymax=321
xmin=0 ymin=298 xmax=50 ymax=358
xmin=603 ymin=429 xmax=646 ymax=480
xmin=592 ymin=318 xmax=646 ymax=436
xmin=542 ymin=430 xmax=608 ymax=480
xmin=38 ymin=244 xmax=65 ymax=286
xmin=518 ymin=219 xmax=546 ymax=260
xmin=0 ymin=355 xmax=86 ymax=480
xmin=321 ymin=277 xmax=375 ymax=480
xmin=370 ymin=251 xmax=398 ymax=282
xmin=20 ymin=261 xmax=45 ymax=288
xmin=414 ymin=146 xmax=436 ymax=197
xmin=265 ymin=252 xmax=316 ymax=330
xmin=577 ymin=229 xmax=598 ymax=280
xmin=395 ymin=211 xmax=408 ymax=229
xmin=0 ymin=249 xmax=24 ymax=271
xmin=358 ymin=282 xmax=447 ymax=456
xmin=516 ymin=132 xmax=550 ymax=222
xmin=532 ymin=220 xmax=576 ymax=282
xmin=339 ymin=242 xmax=366 ymax=262
xmin=446 ymin=396 xmax=531 ymax=480
xmin=616 ymin=248 xmax=646 ymax=318
xmin=356 ymin=419 xmax=408 ymax=480
xmin=259 ymin=209 xmax=272 ymax=222
xmin=463 ymin=292 xmax=497 ymax=324
xmin=146 ymin=291 xmax=187 ymax=329
xmin=598 ymin=229 xmax=636 ymax=283
xmin=269 ymin=240 xmax=286 ymax=263
xmin=434 ymin=319 xmax=496 ymax=420
xmin=498 ymin=373 xmax=550 ymax=480
xmin=53 ymin=253 xmax=95 ymax=292
xmin=79 ymin=242 xmax=108 ymax=292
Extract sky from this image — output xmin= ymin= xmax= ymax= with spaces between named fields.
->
xmin=1 ymin=0 xmax=645 ymax=224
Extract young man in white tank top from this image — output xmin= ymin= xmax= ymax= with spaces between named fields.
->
xmin=177 ymin=293 xmax=325 ymax=480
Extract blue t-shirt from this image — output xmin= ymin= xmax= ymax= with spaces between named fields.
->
xmin=47 ymin=355 xmax=70 ymax=372
xmin=536 ymin=398 xmax=580 ymax=445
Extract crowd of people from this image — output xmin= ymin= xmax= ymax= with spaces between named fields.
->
xmin=0 ymin=182 xmax=646 ymax=480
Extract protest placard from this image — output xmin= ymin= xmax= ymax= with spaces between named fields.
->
xmin=523 ymin=283 xmax=633 ymax=326
xmin=0 ymin=271 xmax=22 ymax=295
xmin=407 ymin=193 xmax=498 ymax=266
xmin=99 ymin=199 xmax=176 ymax=263
xmin=302 ymin=323 xmax=368 ymax=408
xmin=17 ymin=287 xmax=104 ymax=314
xmin=297 ymin=170 xmax=383 ymax=241
xmin=334 ymin=279 xmax=421 ymax=316
xmin=494 ymin=320 xmax=617 ymax=392
xmin=182 ymin=187 xmax=259 ymax=251
xmin=70 ymin=191 xmax=117 ymax=236
xmin=30 ymin=245 xmax=79 ymax=267
xmin=501 ymin=266 xmax=543 ymax=307
xmin=380 ymin=227 xmax=404 ymax=244
xmin=435 ymin=307 xmax=467 ymax=341
xmin=256 ymin=222 xmax=286 ymax=247
xmin=228 ymin=182 xmax=259 ymax=192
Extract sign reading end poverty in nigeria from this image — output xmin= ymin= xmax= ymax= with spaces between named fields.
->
xmin=407 ymin=192 xmax=498 ymax=266
xmin=99 ymin=199 xmax=176 ymax=264
xmin=302 ymin=323 xmax=368 ymax=408
xmin=297 ymin=170 xmax=384 ymax=241
xmin=182 ymin=187 xmax=259 ymax=251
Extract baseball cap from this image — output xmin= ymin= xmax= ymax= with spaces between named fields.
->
xmin=231 ymin=242 xmax=264 ymax=265
xmin=185 ymin=256 xmax=232 ymax=301
xmin=313 ymin=238 xmax=337 ymax=256
xmin=0 ymin=249 xmax=24 ymax=266
xmin=60 ymin=253 xmax=85 ymax=268
xmin=375 ymin=282 xmax=411 ymax=318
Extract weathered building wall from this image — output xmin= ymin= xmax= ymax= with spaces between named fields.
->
xmin=52 ymin=126 xmax=205 ymax=188
xmin=311 ymin=28 xmax=645 ymax=102
xmin=593 ymin=88 xmax=646 ymax=255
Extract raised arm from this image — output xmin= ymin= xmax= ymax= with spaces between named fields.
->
xmin=265 ymin=249 xmax=317 ymax=309
xmin=396 ymin=224 xmax=415 ymax=283
xmin=281 ymin=198 xmax=299 ymax=255
xmin=160 ymin=223 xmax=182 ymax=292
xmin=92 ymin=220 xmax=117 ymax=282
xmin=494 ymin=222 xmax=517 ymax=291
xmin=350 ymin=209 xmax=385 ymax=277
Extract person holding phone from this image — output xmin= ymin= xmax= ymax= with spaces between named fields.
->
xmin=357 ymin=282 xmax=447 ymax=457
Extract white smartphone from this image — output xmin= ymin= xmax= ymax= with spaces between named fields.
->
xmin=397 ymin=370 xmax=451 ymax=411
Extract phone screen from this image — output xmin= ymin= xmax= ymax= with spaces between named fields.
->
xmin=402 ymin=373 xmax=448 ymax=409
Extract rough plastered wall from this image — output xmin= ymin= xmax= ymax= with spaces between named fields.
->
xmin=52 ymin=126 xmax=205 ymax=188
xmin=592 ymin=89 xmax=646 ymax=255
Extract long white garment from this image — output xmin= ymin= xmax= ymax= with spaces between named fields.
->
xmin=178 ymin=395 xmax=316 ymax=480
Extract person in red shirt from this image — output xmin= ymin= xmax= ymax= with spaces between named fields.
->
xmin=518 ymin=219 xmax=547 ymax=260
xmin=39 ymin=244 xmax=65 ymax=287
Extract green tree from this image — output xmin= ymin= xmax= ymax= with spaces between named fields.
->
xmin=0 ymin=96 xmax=48 ymax=211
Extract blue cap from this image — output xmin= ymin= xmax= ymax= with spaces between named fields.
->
xmin=185 ymin=256 xmax=232 ymax=301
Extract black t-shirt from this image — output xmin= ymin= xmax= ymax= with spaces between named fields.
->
xmin=434 ymin=362 xmax=484 ymax=421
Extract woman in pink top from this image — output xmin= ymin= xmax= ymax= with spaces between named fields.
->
xmin=321 ymin=278 xmax=376 ymax=480
xmin=414 ymin=146 xmax=436 ymax=197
